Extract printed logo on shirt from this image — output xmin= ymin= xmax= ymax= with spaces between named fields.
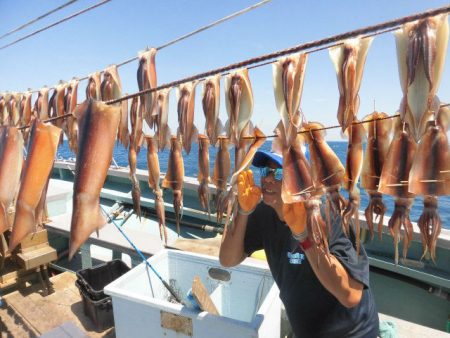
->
xmin=287 ymin=251 xmax=305 ymax=265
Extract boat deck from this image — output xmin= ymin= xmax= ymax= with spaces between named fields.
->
xmin=1 ymin=261 xmax=449 ymax=337
xmin=0 ymin=271 xmax=114 ymax=337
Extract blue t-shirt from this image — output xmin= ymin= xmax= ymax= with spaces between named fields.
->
xmin=244 ymin=203 xmax=379 ymax=338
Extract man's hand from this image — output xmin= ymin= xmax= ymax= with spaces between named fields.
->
xmin=283 ymin=202 xmax=307 ymax=236
xmin=237 ymin=170 xmax=261 ymax=214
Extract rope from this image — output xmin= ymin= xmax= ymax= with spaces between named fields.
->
xmin=17 ymin=113 xmax=73 ymax=130
xmin=242 ymin=114 xmax=401 ymax=140
xmin=105 ymin=4 xmax=450 ymax=105
xmin=0 ymin=0 xmax=80 ymax=41
xmin=23 ymin=0 xmax=273 ymax=92
xmin=115 ymin=0 xmax=272 ymax=68
xmin=16 ymin=110 xmax=401 ymax=136
xmin=0 ymin=0 xmax=112 ymax=51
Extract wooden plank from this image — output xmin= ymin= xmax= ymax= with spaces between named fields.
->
xmin=0 ymin=258 xmax=39 ymax=290
xmin=16 ymin=245 xmax=57 ymax=270
xmin=19 ymin=229 xmax=50 ymax=252
xmin=2 ymin=271 xmax=115 ymax=337
xmin=169 ymin=237 xmax=222 ymax=257
xmin=191 ymin=276 xmax=219 ymax=315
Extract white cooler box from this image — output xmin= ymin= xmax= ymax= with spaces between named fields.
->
xmin=104 ymin=249 xmax=281 ymax=338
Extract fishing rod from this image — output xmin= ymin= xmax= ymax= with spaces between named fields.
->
xmin=100 ymin=205 xmax=185 ymax=305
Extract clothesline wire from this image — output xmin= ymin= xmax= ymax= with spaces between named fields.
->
xmin=27 ymin=0 xmax=273 ymax=90
xmin=244 ymin=114 xmax=401 ymax=140
xmin=19 ymin=111 xmax=398 ymax=133
xmin=17 ymin=106 xmax=449 ymax=137
xmin=105 ymin=4 xmax=450 ymax=106
xmin=0 ymin=0 xmax=112 ymax=52
xmin=0 ymin=0 xmax=80 ymax=41
xmin=246 ymin=26 xmax=399 ymax=71
xmin=17 ymin=112 xmax=74 ymax=130
xmin=112 ymin=0 xmax=273 ymax=69
xmin=13 ymin=4 xmax=450 ymax=134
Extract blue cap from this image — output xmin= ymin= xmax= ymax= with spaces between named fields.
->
xmin=252 ymin=150 xmax=283 ymax=168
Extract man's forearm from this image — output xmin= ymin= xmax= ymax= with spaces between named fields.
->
xmin=304 ymin=238 xmax=363 ymax=308
xmin=219 ymin=212 xmax=248 ymax=267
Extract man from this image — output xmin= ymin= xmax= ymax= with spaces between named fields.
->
xmin=219 ymin=150 xmax=379 ymax=338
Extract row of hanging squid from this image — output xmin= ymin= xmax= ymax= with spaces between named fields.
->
xmin=0 ymin=14 xmax=448 ymax=265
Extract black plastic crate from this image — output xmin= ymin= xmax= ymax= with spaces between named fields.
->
xmin=76 ymin=259 xmax=130 ymax=301
xmin=75 ymin=280 xmax=114 ymax=332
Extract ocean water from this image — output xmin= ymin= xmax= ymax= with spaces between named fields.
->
xmin=57 ymin=140 xmax=450 ymax=229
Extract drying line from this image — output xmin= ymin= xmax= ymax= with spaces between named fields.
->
xmin=17 ymin=113 xmax=73 ymax=130
xmin=105 ymin=4 xmax=450 ymax=105
xmin=15 ymin=110 xmax=400 ymax=136
xmin=0 ymin=0 xmax=80 ymax=41
xmin=240 ymin=114 xmax=402 ymax=140
xmin=0 ymin=0 xmax=112 ymax=51
xmin=27 ymin=0 xmax=273 ymax=89
xmin=114 ymin=0 xmax=273 ymax=69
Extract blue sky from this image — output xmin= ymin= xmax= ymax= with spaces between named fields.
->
xmin=0 ymin=0 xmax=449 ymax=140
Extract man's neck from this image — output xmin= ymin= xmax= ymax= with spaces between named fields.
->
xmin=272 ymin=203 xmax=284 ymax=222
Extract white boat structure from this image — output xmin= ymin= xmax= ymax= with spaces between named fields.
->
xmin=30 ymin=159 xmax=448 ymax=337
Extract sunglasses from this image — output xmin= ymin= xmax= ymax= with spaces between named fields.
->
xmin=260 ymin=167 xmax=283 ymax=181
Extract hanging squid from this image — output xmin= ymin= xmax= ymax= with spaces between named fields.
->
xmin=64 ymin=79 xmax=79 ymax=153
xmin=146 ymin=135 xmax=167 ymax=244
xmin=408 ymin=114 xmax=450 ymax=262
xmin=9 ymin=120 xmax=61 ymax=251
xmin=7 ymin=93 xmax=21 ymax=127
xmin=273 ymin=53 xmax=307 ymax=145
xmin=86 ymin=72 xmax=102 ymax=100
xmin=329 ymin=37 xmax=372 ymax=254
xmin=273 ymin=53 xmax=328 ymax=253
xmin=68 ymin=99 xmax=120 ymax=260
xmin=0 ymin=94 xmax=8 ymax=126
xmin=162 ymin=136 xmax=184 ymax=236
xmin=272 ymin=52 xmax=313 ymax=202
xmin=128 ymin=135 xmax=141 ymax=220
xmin=379 ymin=123 xmax=417 ymax=264
xmin=341 ymin=123 xmax=365 ymax=253
xmin=212 ymin=136 xmax=231 ymax=224
xmin=118 ymin=96 xmax=129 ymax=149
xmin=49 ymin=82 xmax=67 ymax=146
xmin=101 ymin=65 xmax=127 ymax=149
xmin=34 ymin=87 xmax=50 ymax=121
xmin=49 ymin=83 xmax=66 ymax=128
xmin=19 ymin=91 xmax=33 ymax=143
xmin=329 ymin=37 xmax=373 ymax=132
xmin=220 ymin=126 xmax=263 ymax=228
xmin=361 ymin=112 xmax=393 ymax=240
xmin=154 ymin=89 xmax=171 ymax=152
xmin=225 ymin=68 xmax=253 ymax=146
xmin=198 ymin=135 xmax=211 ymax=219
xmin=137 ymin=48 xmax=157 ymax=129
xmin=177 ymin=81 xmax=198 ymax=154
xmin=0 ymin=127 xmax=24 ymax=234
xmin=301 ymin=122 xmax=346 ymax=231
xmin=394 ymin=14 xmax=448 ymax=142
xmin=100 ymin=65 xmax=122 ymax=102
xmin=202 ymin=74 xmax=223 ymax=147
xmin=128 ymin=97 xmax=143 ymax=220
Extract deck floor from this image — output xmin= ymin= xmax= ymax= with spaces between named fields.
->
xmin=0 ymin=271 xmax=115 ymax=337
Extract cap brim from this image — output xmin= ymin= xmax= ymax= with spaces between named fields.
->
xmin=252 ymin=150 xmax=283 ymax=168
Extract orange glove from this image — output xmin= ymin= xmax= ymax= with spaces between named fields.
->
xmin=282 ymin=202 xmax=307 ymax=237
xmin=237 ymin=170 xmax=262 ymax=214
